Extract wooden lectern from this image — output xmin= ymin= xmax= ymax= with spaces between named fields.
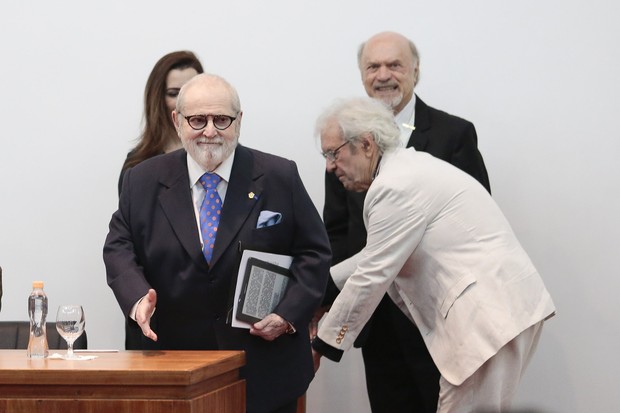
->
xmin=0 ymin=349 xmax=245 ymax=413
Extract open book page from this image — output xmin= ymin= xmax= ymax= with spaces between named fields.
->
xmin=231 ymin=250 xmax=293 ymax=329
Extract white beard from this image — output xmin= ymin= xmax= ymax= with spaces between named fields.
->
xmin=378 ymin=92 xmax=403 ymax=111
xmin=185 ymin=136 xmax=238 ymax=171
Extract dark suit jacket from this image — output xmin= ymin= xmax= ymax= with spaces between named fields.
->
xmin=104 ymin=146 xmax=331 ymax=413
xmin=323 ymin=95 xmax=491 ymax=331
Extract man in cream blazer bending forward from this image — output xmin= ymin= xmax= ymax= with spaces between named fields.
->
xmin=312 ymin=97 xmax=555 ymax=413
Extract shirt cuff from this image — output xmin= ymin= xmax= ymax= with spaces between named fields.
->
xmin=129 ymin=298 xmax=142 ymax=321
xmin=311 ymin=336 xmax=344 ymax=362
xmin=130 ymin=294 xmax=153 ymax=321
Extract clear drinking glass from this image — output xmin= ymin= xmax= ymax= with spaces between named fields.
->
xmin=55 ymin=305 xmax=85 ymax=359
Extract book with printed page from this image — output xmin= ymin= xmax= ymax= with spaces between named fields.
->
xmin=235 ymin=257 xmax=292 ymax=324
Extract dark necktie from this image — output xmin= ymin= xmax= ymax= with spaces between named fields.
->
xmin=199 ymin=173 xmax=222 ymax=264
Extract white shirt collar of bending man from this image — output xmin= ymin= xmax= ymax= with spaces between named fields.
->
xmin=394 ymin=94 xmax=416 ymax=147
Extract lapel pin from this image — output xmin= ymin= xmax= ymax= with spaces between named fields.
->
xmin=248 ymin=192 xmax=259 ymax=200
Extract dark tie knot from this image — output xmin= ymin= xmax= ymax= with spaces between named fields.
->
xmin=200 ymin=173 xmax=221 ymax=190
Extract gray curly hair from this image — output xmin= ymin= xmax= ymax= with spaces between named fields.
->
xmin=315 ymin=97 xmax=402 ymax=154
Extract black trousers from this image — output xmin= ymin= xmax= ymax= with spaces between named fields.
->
xmin=125 ymin=317 xmax=143 ymax=349
xmin=360 ymin=295 xmax=440 ymax=413
xmin=259 ymin=398 xmax=297 ymax=413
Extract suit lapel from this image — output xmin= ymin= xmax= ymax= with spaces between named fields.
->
xmin=158 ymin=151 xmax=209 ymax=271
xmin=407 ymin=95 xmax=431 ymax=150
xmin=210 ymin=146 xmax=263 ymax=267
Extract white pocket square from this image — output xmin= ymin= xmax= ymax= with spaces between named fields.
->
xmin=257 ymin=211 xmax=282 ymax=228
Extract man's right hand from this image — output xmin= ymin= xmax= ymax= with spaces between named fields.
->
xmin=136 ymin=288 xmax=158 ymax=342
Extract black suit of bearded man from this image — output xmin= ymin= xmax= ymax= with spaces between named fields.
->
xmin=323 ymin=95 xmax=491 ymax=413
xmin=104 ymin=145 xmax=331 ymax=413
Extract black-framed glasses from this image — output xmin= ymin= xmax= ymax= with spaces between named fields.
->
xmin=182 ymin=114 xmax=237 ymax=131
xmin=321 ymin=141 xmax=350 ymax=162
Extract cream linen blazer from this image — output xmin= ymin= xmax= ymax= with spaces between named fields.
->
xmin=319 ymin=148 xmax=555 ymax=386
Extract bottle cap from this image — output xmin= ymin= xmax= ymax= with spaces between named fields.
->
xmin=32 ymin=281 xmax=44 ymax=289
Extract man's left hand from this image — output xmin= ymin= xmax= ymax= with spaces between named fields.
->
xmin=250 ymin=313 xmax=289 ymax=341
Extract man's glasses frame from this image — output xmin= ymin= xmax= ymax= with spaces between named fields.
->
xmin=321 ymin=140 xmax=350 ymax=162
xmin=182 ymin=114 xmax=237 ymax=131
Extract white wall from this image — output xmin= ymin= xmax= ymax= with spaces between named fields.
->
xmin=1 ymin=1 xmax=618 ymax=412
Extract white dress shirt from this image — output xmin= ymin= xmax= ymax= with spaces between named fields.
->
xmin=187 ymin=150 xmax=235 ymax=248
xmin=394 ymin=94 xmax=416 ymax=147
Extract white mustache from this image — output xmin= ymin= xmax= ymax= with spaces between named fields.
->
xmin=374 ymin=82 xmax=398 ymax=89
xmin=196 ymin=137 xmax=223 ymax=145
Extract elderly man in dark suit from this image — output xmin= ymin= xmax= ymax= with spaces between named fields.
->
xmin=104 ymin=73 xmax=331 ymax=413
xmin=321 ymin=31 xmax=491 ymax=412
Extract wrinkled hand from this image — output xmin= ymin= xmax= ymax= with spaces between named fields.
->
xmin=136 ymin=289 xmax=158 ymax=342
xmin=250 ymin=313 xmax=288 ymax=341
xmin=312 ymin=348 xmax=322 ymax=372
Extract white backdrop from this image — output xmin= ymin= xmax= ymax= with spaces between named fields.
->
xmin=1 ymin=1 xmax=619 ymax=412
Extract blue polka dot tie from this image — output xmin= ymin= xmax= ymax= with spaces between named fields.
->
xmin=199 ymin=172 xmax=222 ymax=264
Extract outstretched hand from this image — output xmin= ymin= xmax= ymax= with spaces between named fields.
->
xmin=136 ymin=288 xmax=158 ymax=342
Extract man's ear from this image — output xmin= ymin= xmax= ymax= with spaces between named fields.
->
xmin=171 ymin=111 xmax=181 ymax=133
xmin=359 ymin=133 xmax=376 ymax=156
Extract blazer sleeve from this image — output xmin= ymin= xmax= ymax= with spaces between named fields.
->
xmin=271 ymin=162 xmax=332 ymax=330
xmin=448 ymin=122 xmax=491 ymax=193
xmin=103 ymin=168 xmax=152 ymax=316
xmin=318 ymin=177 xmax=427 ymax=351
xmin=412 ymin=97 xmax=491 ymax=194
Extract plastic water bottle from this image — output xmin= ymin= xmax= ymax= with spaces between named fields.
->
xmin=27 ymin=281 xmax=49 ymax=358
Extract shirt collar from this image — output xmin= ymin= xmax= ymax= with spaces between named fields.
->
xmin=395 ymin=94 xmax=416 ymax=146
xmin=186 ymin=149 xmax=236 ymax=187
xmin=395 ymin=93 xmax=416 ymax=128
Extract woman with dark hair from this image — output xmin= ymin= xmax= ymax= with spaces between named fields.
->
xmin=118 ymin=50 xmax=204 ymax=191
xmin=118 ymin=51 xmax=203 ymax=349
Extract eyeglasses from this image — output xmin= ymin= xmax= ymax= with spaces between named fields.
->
xmin=182 ymin=114 xmax=237 ymax=131
xmin=321 ymin=141 xmax=350 ymax=162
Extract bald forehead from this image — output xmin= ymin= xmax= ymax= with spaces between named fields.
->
xmin=360 ymin=32 xmax=415 ymax=65
xmin=184 ymin=76 xmax=228 ymax=99
xmin=178 ymin=75 xmax=236 ymax=113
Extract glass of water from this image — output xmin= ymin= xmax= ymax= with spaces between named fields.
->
xmin=55 ymin=305 xmax=85 ymax=359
